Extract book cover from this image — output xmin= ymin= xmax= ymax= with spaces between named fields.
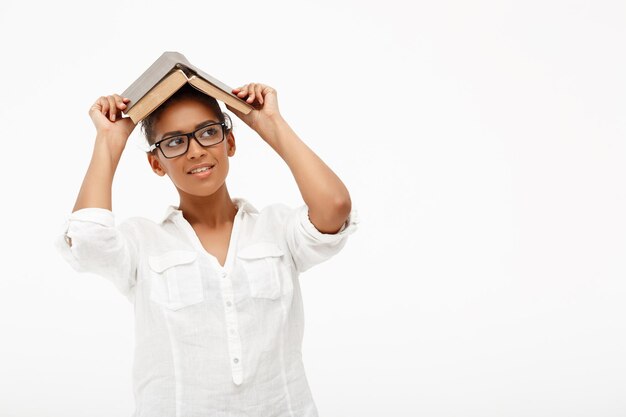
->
xmin=121 ymin=51 xmax=253 ymax=121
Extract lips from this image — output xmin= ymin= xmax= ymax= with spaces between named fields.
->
xmin=187 ymin=163 xmax=216 ymax=174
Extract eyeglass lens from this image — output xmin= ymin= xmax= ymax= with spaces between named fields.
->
xmin=161 ymin=124 xmax=224 ymax=158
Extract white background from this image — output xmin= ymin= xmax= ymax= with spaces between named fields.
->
xmin=0 ymin=0 xmax=624 ymax=416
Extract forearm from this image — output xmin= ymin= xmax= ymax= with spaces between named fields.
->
xmin=260 ymin=115 xmax=352 ymax=233
xmin=72 ymin=135 xmax=122 ymax=213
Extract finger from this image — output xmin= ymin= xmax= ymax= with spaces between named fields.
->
xmin=106 ymin=96 xmax=117 ymax=121
xmin=113 ymin=94 xmax=127 ymax=109
xmin=89 ymin=97 xmax=101 ymax=114
xmin=263 ymin=85 xmax=275 ymax=96
xmin=100 ymin=96 xmax=110 ymax=118
xmin=237 ymin=84 xmax=248 ymax=98
xmin=254 ymin=84 xmax=264 ymax=104
xmin=246 ymin=83 xmax=256 ymax=103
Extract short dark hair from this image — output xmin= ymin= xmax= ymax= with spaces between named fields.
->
xmin=141 ymin=83 xmax=230 ymax=148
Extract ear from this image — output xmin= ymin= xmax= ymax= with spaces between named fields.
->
xmin=226 ymin=131 xmax=236 ymax=157
xmin=147 ymin=151 xmax=166 ymax=176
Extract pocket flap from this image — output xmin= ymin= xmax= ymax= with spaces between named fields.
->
xmin=148 ymin=250 xmax=198 ymax=273
xmin=237 ymin=242 xmax=284 ymax=259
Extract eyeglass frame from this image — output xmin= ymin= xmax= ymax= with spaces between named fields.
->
xmin=148 ymin=113 xmax=232 ymax=159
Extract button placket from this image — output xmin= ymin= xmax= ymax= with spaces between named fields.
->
xmin=169 ymin=201 xmax=247 ymax=385
xmin=220 ymin=268 xmax=243 ymax=385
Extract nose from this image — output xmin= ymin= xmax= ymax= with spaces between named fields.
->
xmin=186 ymin=137 xmax=207 ymax=159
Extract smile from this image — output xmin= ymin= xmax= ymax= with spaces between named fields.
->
xmin=188 ymin=165 xmax=215 ymax=176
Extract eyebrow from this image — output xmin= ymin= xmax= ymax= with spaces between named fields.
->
xmin=160 ymin=119 xmax=219 ymax=139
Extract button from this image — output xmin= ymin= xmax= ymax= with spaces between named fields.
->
xmin=221 ymin=271 xmax=228 ymax=278
xmin=226 ymin=301 xmax=232 ymax=307
xmin=233 ymin=357 xmax=239 ymax=364
xmin=229 ymin=328 xmax=236 ymax=335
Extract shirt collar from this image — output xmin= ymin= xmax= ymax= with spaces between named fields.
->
xmin=159 ymin=197 xmax=259 ymax=224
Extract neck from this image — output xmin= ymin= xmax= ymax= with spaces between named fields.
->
xmin=177 ymin=185 xmax=238 ymax=228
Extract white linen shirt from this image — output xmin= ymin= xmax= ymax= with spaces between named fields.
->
xmin=54 ymin=197 xmax=359 ymax=417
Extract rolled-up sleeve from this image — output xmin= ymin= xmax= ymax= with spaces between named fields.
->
xmin=54 ymin=208 xmax=139 ymax=301
xmin=284 ymin=203 xmax=360 ymax=273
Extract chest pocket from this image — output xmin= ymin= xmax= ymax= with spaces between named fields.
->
xmin=148 ymin=250 xmax=204 ymax=310
xmin=237 ymin=242 xmax=292 ymax=299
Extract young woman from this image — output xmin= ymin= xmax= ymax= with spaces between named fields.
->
xmin=56 ymin=81 xmax=359 ymax=416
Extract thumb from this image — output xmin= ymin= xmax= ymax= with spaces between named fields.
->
xmin=118 ymin=116 xmax=137 ymax=134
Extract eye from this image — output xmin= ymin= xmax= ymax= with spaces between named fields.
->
xmin=164 ymin=136 xmax=185 ymax=147
xmin=199 ymin=126 xmax=218 ymax=137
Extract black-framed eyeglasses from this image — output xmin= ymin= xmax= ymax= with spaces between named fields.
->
xmin=149 ymin=114 xmax=232 ymax=159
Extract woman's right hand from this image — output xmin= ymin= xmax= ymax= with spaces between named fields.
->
xmin=88 ymin=94 xmax=137 ymax=155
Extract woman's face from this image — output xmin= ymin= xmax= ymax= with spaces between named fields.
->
xmin=147 ymin=97 xmax=235 ymax=197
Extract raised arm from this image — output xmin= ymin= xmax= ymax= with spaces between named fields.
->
xmin=226 ymin=83 xmax=351 ymax=234
xmin=68 ymin=94 xmax=136 ymax=243
xmin=55 ymin=94 xmax=139 ymax=299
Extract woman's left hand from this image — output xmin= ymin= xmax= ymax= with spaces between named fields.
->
xmin=226 ymin=83 xmax=283 ymax=135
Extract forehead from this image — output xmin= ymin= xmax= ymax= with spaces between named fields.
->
xmin=155 ymin=98 xmax=220 ymax=138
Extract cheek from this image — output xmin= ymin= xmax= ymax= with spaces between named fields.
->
xmin=214 ymin=143 xmax=232 ymax=160
xmin=159 ymin=159 xmax=180 ymax=176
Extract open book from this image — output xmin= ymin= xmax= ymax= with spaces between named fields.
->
xmin=121 ymin=51 xmax=254 ymax=123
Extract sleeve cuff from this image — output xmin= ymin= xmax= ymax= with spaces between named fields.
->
xmin=68 ymin=207 xmax=115 ymax=227
xmin=299 ymin=205 xmax=360 ymax=243
xmin=56 ymin=208 xmax=117 ymax=265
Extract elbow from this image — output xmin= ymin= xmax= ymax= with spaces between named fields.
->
xmin=307 ymin=195 xmax=353 ymax=235
xmin=334 ymin=195 xmax=352 ymax=218
xmin=328 ymin=196 xmax=352 ymax=231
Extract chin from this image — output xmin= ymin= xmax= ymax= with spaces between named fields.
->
xmin=178 ymin=182 xmax=223 ymax=197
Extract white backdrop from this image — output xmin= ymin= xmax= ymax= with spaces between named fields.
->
xmin=1 ymin=0 xmax=624 ymax=416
